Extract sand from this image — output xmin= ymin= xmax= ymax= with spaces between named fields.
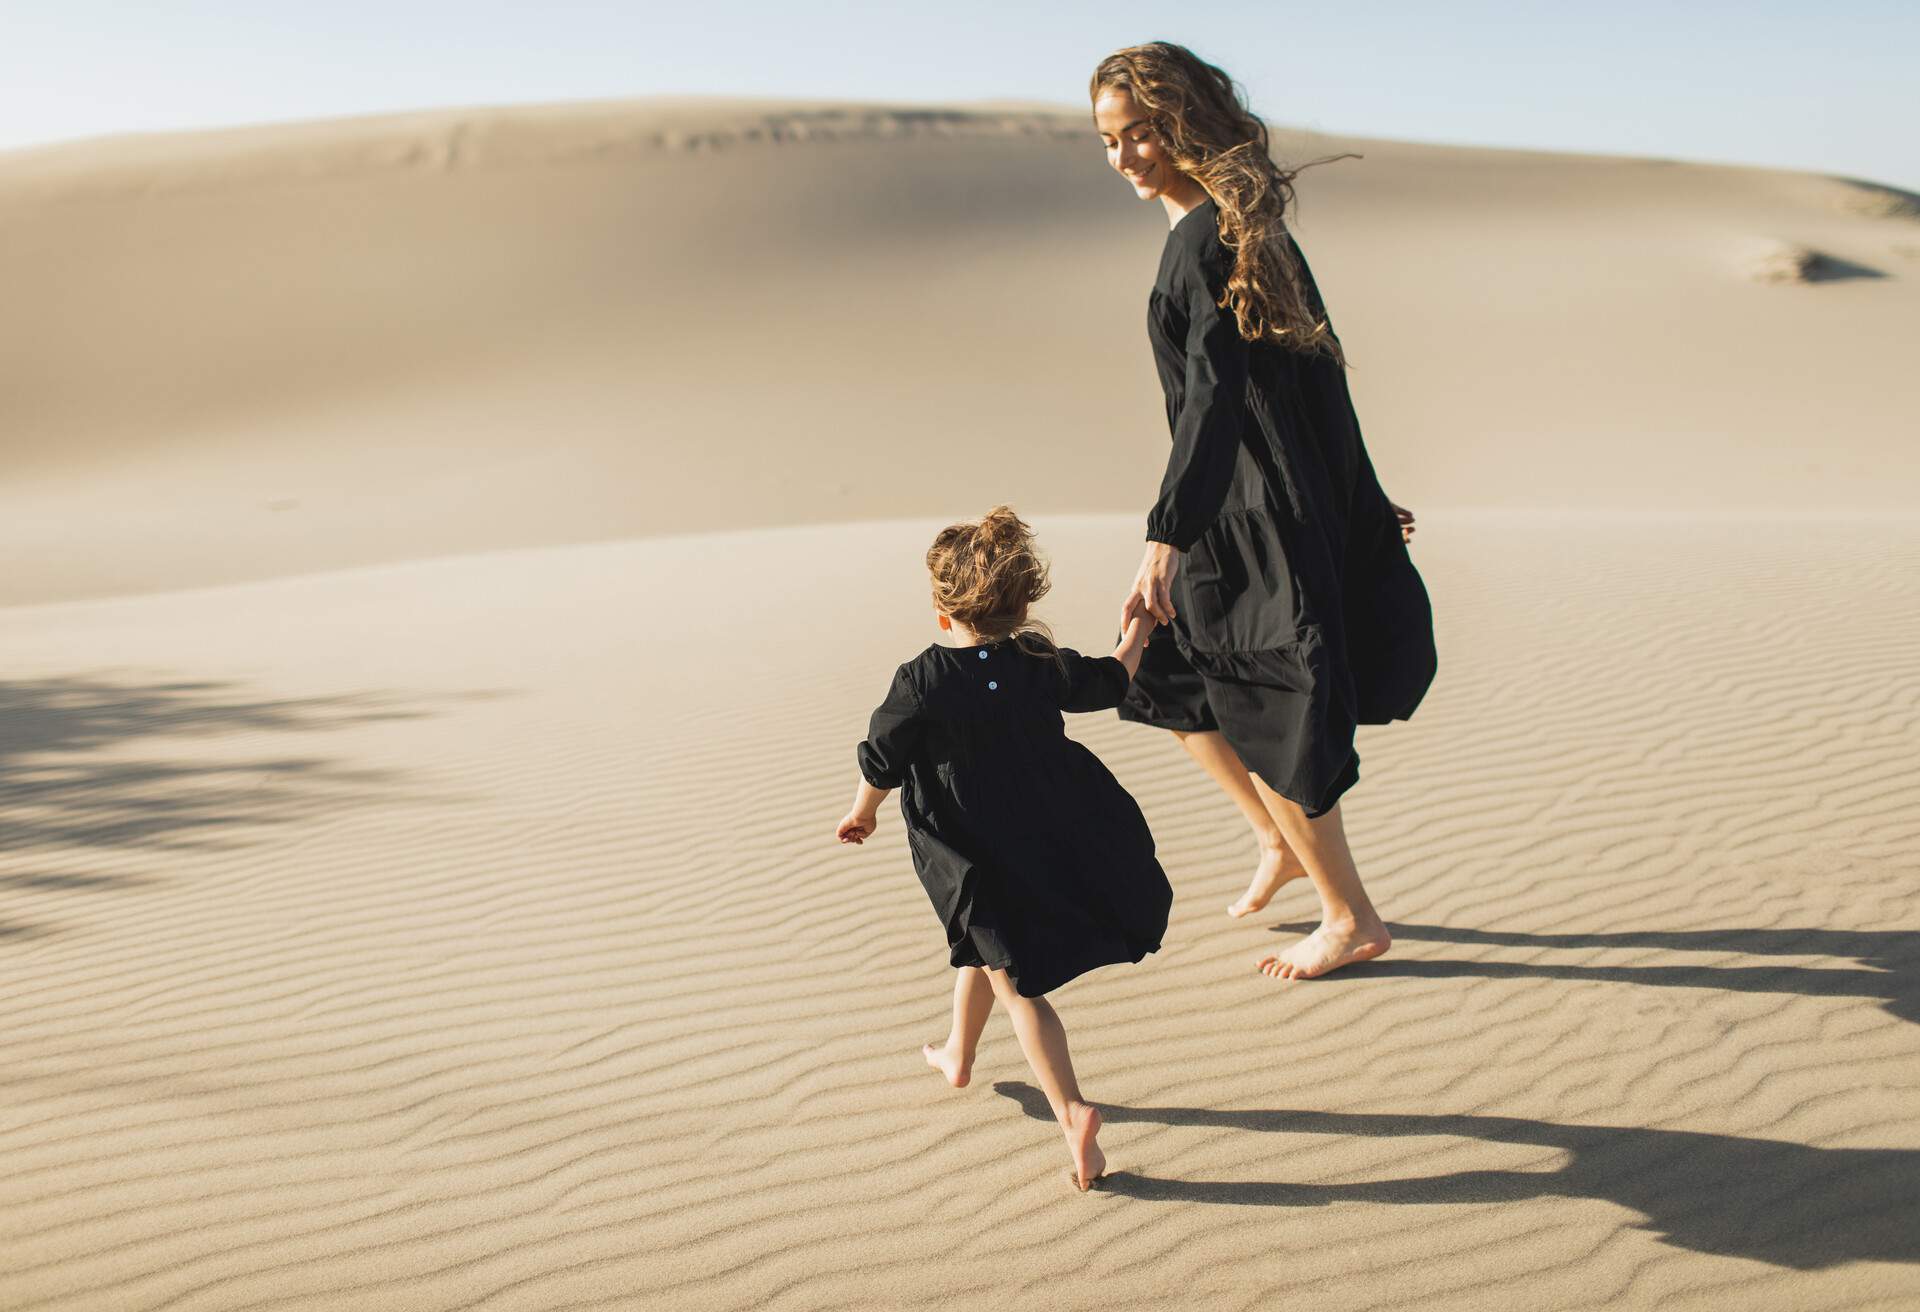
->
xmin=2 ymin=100 xmax=1917 ymax=1310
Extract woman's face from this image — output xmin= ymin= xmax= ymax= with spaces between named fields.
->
xmin=1094 ymin=88 xmax=1179 ymax=201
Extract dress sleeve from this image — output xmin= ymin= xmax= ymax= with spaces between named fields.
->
xmin=1055 ymin=647 xmax=1133 ymax=714
xmin=855 ymin=663 xmax=925 ymax=790
xmin=1144 ymin=250 xmax=1251 ymax=552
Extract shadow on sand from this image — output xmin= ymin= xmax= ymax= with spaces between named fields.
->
xmin=995 ymin=1081 xmax=1919 ymax=1268
xmin=1262 ymin=920 xmax=1920 ymax=1027
xmin=0 ymin=674 xmax=485 ymax=939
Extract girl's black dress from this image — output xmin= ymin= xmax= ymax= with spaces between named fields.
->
xmin=857 ymin=638 xmax=1173 ymax=998
xmin=1120 ymin=198 xmax=1438 ymax=817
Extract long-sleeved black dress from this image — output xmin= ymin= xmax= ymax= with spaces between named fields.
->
xmin=1119 ymin=197 xmax=1437 ymax=817
xmin=857 ymin=638 xmax=1173 ymax=998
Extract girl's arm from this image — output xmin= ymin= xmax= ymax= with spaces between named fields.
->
xmin=1060 ymin=616 xmax=1156 ymax=714
xmin=841 ymin=662 xmax=922 ymax=844
xmin=1111 ymin=612 xmax=1155 ymax=680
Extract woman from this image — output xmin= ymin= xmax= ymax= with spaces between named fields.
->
xmin=1092 ymin=43 xmax=1437 ymax=980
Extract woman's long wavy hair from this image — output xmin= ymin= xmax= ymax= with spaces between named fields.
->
xmin=1091 ymin=41 xmax=1352 ymax=365
xmin=925 ymin=506 xmax=1062 ymax=667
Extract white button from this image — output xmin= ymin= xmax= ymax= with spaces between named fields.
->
xmin=978 ymin=650 xmax=989 ymax=660
xmin=987 ymin=681 xmax=998 ymax=691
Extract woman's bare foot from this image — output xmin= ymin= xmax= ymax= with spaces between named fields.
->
xmin=1062 ymin=1102 xmax=1106 ymax=1190
xmin=1227 ymin=839 xmax=1308 ymax=918
xmin=1256 ymin=916 xmax=1391 ymax=980
xmin=922 ymin=1041 xmax=971 ymax=1088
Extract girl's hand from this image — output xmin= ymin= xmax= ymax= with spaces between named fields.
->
xmin=836 ymin=810 xmax=879 ymax=844
xmin=1122 ymin=541 xmax=1180 ymax=629
xmin=1112 ymin=611 xmax=1156 ymax=679
xmin=1390 ymin=501 xmax=1416 ymax=544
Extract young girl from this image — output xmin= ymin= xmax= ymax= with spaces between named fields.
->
xmin=835 ymin=506 xmax=1170 ymax=1191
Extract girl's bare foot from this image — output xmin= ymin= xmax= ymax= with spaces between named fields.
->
xmin=922 ymin=1041 xmax=971 ymax=1088
xmin=1256 ymin=916 xmax=1391 ymax=980
xmin=1226 ymin=839 xmax=1308 ymax=918
xmin=1063 ymin=1101 xmax=1106 ymax=1190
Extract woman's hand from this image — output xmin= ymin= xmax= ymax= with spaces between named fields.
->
xmin=1390 ymin=501 xmax=1416 ymax=544
xmin=1122 ymin=541 xmax=1181 ymax=629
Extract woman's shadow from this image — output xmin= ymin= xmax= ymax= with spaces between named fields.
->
xmin=1285 ymin=921 xmax=1920 ymax=1027
xmin=1023 ymin=916 xmax=1920 ymax=1266
xmin=994 ymin=1081 xmax=1919 ymax=1268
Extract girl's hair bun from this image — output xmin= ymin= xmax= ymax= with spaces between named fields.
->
xmin=977 ymin=504 xmax=1023 ymax=534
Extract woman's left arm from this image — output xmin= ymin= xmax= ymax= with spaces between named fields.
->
xmin=1289 ymin=233 xmax=1415 ymax=547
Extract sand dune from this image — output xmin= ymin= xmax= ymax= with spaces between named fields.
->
xmin=4 ymin=101 xmax=1919 ymax=604
xmin=3 ymin=99 xmax=1919 ymax=1310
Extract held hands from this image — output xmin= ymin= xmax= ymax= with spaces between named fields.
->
xmin=836 ymin=809 xmax=879 ymax=844
xmin=1122 ymin=541 xmax=1181 ymax=631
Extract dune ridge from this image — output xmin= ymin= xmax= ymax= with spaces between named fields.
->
xmin=5 ymin=99 xmax=1920 ymax=605
xmin=0 ymin=100 xmax=1090 ymax=202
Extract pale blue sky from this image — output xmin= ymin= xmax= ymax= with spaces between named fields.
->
xmin=2 ymin=1 xmax=1914 ymax=190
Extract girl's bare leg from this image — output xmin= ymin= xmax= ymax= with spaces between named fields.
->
xmin=984 ymin=968 xmax=1105 ymax=1190
xmin=923 ymin=966 xmax=993 ymax=1088
xmin=1171 ymin=729 xmax=1308 ymax=917
xmin=1246 ymin=789 xmax=1392 ymax=980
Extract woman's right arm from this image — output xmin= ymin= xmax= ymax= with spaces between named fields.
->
xmin=1125 ymin=254 xmax=1250 ymax=627
xmin=1144 ymin=256 xmax=1250 ymax=553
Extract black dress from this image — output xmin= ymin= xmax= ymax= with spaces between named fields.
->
xmin=1119 ymin=197 xmax=1438 ymax=817
xmin=856 ymin=638 xmax=1173 ymax=998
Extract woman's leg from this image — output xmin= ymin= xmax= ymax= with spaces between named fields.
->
xmin=1245 ymin=789 xmax=1392 ymax=980
xmin=923 ymin=966 xmax=993 ymax=1088
xmin=984 ymin=968 xmax=1105 ymax=1190
xmin=1171 ymin=729 xmax=1309 ymax=917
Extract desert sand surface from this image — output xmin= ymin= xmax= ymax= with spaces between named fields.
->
xmin=3 ymin=100 xmax=1918 ymax=1310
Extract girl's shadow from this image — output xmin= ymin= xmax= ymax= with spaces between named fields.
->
xmin=993 ymin=1082 xmax=1919 ymax=1268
